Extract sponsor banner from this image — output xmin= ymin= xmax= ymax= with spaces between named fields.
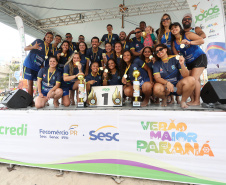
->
xmin=0 ymin=110 xmax=226 ymax=185
xmin=15 ymin=16 xmax=27 ymax=85
xmin=187 ymin=0 xmax=226 ymax=79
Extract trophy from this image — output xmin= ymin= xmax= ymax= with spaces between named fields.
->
xmin=112 ymin=86 xmax=122 ymax=106
xmin=133 ymin=69 xmax=141 ymax=107
xmin=77 ymin=74 xmax=85 ymax=107
xmin=88 ymin=88 xmax=97 ymax=107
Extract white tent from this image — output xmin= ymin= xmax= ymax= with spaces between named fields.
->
xmin=0 ymin=0 xmax=211 ymax=42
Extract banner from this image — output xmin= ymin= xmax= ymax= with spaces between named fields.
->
xmin=187 ymin=0 xmax=226 ymax=80
xmin=15 ymin=16 xmax=27 ymax=87
xmin=0 ymin=110 xmax=225 ymax=185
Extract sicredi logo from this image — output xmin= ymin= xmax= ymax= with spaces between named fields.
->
xmin=89 ymin=125 xmax=119 ymax=141
xmin=0 ymin=124 xmax=27 ymax=136
xmin=195 ymin=5 xmax=220 ymax=23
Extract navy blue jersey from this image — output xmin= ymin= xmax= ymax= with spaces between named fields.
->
xmin=153 ymin=56 xmax=184 ymax=85
xmin=116 ymin=57 xmax=121 ymax=66
xmin=174 ymin=34 xmax=205 ymax=64
xmin=130 ymin=38 xmax=144 ymax=53
xmin=101 ymin=34 xmax=119 ymax=45
xmin=161 ymin=31 xmax=172 ymax=51
xmin=63 ymin=64 xmax=80 ymax=83
xmin=86 ymin=47 xmax=103 ymax=67
xmin=54 ymin=50 xmax=70 ymax=73
xmin=122 ymin=41 xmax=130 ymax=51
xmin=50 ymin=44 xmax=59 ymax=56
xmin=126 ymin=59 xmax=150 ymax=85
xmin=23 ymin=39 xmax=51 ymax=71
xmin=105 ymin=52 xmax=114 ymax=60
xmin=145 ymin=61 xmax=154 ymax=71
xmin=80 ymin=53 xmax=88 ymax=73
xmin=37 ymin=67 xmax=61 ymax=92
xmin=85 ymin=73 xmax=102 ymax=86
xmin=108 ymin=71 xmax=121 ymax=85
xmin=68 ymin=42 xmax=78 ymax=53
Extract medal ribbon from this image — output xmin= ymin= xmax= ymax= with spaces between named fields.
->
xmin=164 ymin=31 xmax=170 ymax=42
xmin=124 ymin=64 xmax=131 ymax=75
xmin=48 ymin=69 xmax=56 ymax=86
xmin=44 ymin=42 xmax=49 ymax=59
xmin=108 ymin=34 xmax=113 ymax=43
xmin=92 ymin=48 xmax=98 ymax=61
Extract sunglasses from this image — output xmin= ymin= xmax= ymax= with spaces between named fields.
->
xmin=162 ymin=17 xmax=170 ymax=22
xmin=79 ymin=38 xmax=84 ymax=40
xmin=135 ymin=31 xmax=142 ymax=34
xmin=155 ymin=48 xmax=164 ymax=54
xmin=183 ymin=18 xmax=192 ymax=21
xmin=66 ymin=36 xmax=72 ymax=38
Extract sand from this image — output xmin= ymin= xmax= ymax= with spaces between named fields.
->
xmin=0 ymin=163 xmax=184 ymax=185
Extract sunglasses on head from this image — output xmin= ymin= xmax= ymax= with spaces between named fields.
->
xmin=135 ymin=31 xmax=142 ymax=34
xmin=155 ymin=48 xmax=164 ymax=54
xmin=183 ymin=18 xmax=192 ymax=21
xmin=66 ymin=36 xmax=72 ymax=38
xmin=162 ymin=17 xmax=170 ymax=22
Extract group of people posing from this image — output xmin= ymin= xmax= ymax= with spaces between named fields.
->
xmin=22 ymin=12 xmax=207 ymax=109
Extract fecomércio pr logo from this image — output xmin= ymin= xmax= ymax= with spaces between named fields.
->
xmin=39 ymin=125 xmax=78 ymax=140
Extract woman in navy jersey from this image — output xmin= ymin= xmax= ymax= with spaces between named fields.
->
xmin=78 ymin=41 xmax=89 ymax=76
xmin=103 ymin=58 xmax=121 ymax=86
xmin=153 ymin=44 xmax=195 ymax=108
xmin=103 ymin=43 xmax=115 ymax=68
xmin=55 ymin=40 xmax=71 ymax=74
xmin=114 ymin=42 xmax=123 ymax=66
xmin=23 ymin=32 xmax=53 ymax=104
xmin=62 ymin=52 xmax=84 ymax=106
xmin=35 ymin=56 xmax=63 ymax=109
xmin=140 ymin=46 xmax=159 ymax=104
xmin=157 ymin=13 xmax=173 ymax=52
xmin=170 ymin=22 xmax=207 ymax=106
xmin=120 ymin=50 xmax=153 ymax=106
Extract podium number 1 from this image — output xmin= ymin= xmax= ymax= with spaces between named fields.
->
xmin=102 ymin=93 xmax=108 ymax=105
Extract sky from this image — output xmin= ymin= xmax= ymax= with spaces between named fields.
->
xmin=0 ymin=22 xmax=35 ymax=65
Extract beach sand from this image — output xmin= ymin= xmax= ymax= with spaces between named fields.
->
xmin=0 ymin=163 xmax=184 ymax=185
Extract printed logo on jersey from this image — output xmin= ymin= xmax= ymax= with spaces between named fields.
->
xmin=160 ymin=67 xmax=163 ymax=73
xmin=171 ymin=65 xmax=176 ymax=70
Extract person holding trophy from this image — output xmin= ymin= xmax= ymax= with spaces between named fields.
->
xmin=120 ymin=50 xmax=153 ymax=107
xmin=62 ymin=52 xmax=84 ymax=107
xmin=153 ymin=44 xmax=195 ymax=108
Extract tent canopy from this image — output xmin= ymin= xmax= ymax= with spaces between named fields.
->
xmin=0 ymin=0 xmax=225 ymax=43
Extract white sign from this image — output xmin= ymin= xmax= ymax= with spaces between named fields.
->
xmin=91 ymin=85 xmax=123 ymax=106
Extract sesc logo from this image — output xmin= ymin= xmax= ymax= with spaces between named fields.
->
xmin=89 ymin=125 xmax=119 ymax=141
xmin=195 ymin=5 xmax=220 ymax=23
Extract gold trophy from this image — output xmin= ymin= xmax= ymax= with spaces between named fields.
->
xmin=112 ymin=86 xmax=122 ymax=106
xmin=88 ymin=88 xmax=97 ymax=107
xmin=133 ymin=69 xmax=141 ymax=107
xmin=77 ymin=74 xmax=85 ymax=107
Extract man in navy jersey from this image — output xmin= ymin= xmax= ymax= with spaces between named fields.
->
xmin=130 ymin=28 xmax=144 ymax=58
xmin=65 ymin=33 xmax=78 ymax=53
xmin=119 ymin=31 xmax=130 ymax=51
xmin=100 ymin=24 xmax=119 ymax=46
xmin=126 ymin=21 xmax=146 ymax=42
xmin=86 ymin=37 xmax=103 ymax=68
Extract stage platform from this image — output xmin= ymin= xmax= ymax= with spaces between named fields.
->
xmin=0 ymin=99 xmax=225 ymax=112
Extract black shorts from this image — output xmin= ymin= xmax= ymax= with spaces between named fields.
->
xmin=186 ymin=54 xmax=207 ymax=70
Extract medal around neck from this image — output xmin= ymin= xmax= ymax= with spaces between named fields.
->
xmin=176 ymin=55 xmax=180 ymax=60
xmin=133 ymin=69 xmax=141 ymax=107
xmin=76 ymin=62 xmax=80 ymax=66
xmin=104 ymin=69 xmax=108 ymax=73
xmin=120 ymin=55 xmax=122 ymax=58
xmin=74 ymin=50 xmax=77 ymax=53
xmin=99 ymin=67 xmax=103 ymax=71
xmin=180 ymin=44 xmax=185 ymax=49
xmin=45 ymin=56 xmax=48 ymax=59
xmin=123 ymin=74 xmax=127 ymax=79
xmin=60 ymin=53 xmax=64 ymax=56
